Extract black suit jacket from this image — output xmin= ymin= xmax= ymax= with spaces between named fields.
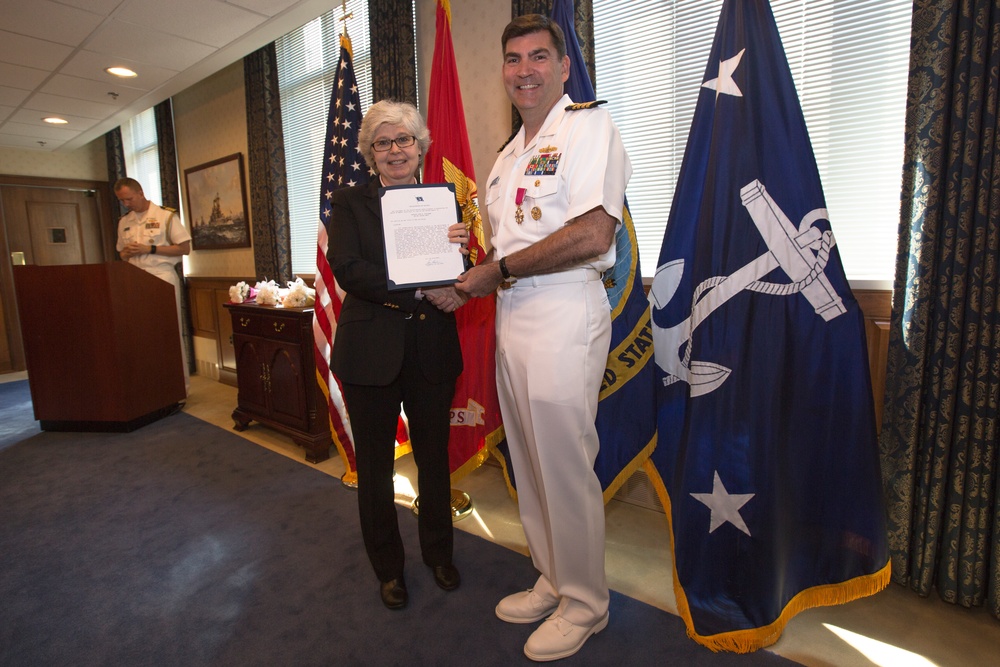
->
xmin=328 ymin=181 xmax=463 ymax=386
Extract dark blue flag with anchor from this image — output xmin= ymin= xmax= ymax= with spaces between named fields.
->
xmin=647 ymin=0 xmax=889 ymax=652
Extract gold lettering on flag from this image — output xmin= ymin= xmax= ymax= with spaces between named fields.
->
xmin=600 ymin=311 xmax=654 ymax=400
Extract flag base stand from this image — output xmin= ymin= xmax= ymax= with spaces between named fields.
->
xmin=412 ymin=489 xmax=473 ymax=522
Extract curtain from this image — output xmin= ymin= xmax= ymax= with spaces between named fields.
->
xmin=507 ymin=1 xmax=595 ymax=132
xmin=105 ymin=127 xmax=127 ymax=222
xmin=244 ymin=43 xmax=293 ymax=284
xmin=369 ymin=0 xmax=416 ymax=105
xmin=153 ymin=99 xmax=194 ymax=375
xmin=154 ymin=100 xmax=180 ymax=210
xmin=880 ymin=0 xmax=1000 ymax=620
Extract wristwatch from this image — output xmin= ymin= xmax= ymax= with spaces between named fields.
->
xmin=499 ymin=256 xmax=511 ymax=279
xmin=149 ymin=244 xmax=157 ymax=254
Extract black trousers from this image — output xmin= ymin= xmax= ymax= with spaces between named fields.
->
xmin=341 ymin=330 xmax=455 ymax=583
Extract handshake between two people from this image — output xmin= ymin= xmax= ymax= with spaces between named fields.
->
xmin=422 ymin=221 xmax=471 ymax=314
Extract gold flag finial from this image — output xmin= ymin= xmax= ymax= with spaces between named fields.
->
xmin=339 ymin=1 xmax=352 ymax=37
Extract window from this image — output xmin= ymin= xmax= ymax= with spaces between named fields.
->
xmin=593 ymin=0 xmax=911 ymax=284
xmin=275 ymin=1 xmax=372 ymax=276
xmin=121 ymin=107 xmax=162 ymax=207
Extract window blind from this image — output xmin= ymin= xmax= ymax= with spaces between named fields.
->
xmin=593 ymin=0 xmax=911 ymax=283
xmin=122 ymin=107 xmax=162 ymax=208
xmin=275 ymin=0 xmax=372 ymax=276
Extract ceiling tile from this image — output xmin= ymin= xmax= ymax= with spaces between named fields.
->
xmin=0 ymin=31 xmax=74 ymax=71
xmin=60 ymin=50 xmax=178 ymax=91
xmin=9 ymin=108 xmax=100 ymax=131
xmin=54 ymin=0 xmax=122 ymax=15
xmin=0 ymin=62 xmax=49 ymax=91
xmin=40 ymin=74 xmax=146 ymax=106
xmin=226 ymin=0 xmax=301 ymax=18
xmin=116 ymin=0 xmax=268 ymax=49
xmin=0 ymin=0 xmax=105 ymax=46
xmin=84 ymin=20 xmax=216 ymax=70
xmin=0 ymin=0 xmax=330 ymax=151
xmin=22 ymin=92 xmax=120 ymax=120
xmin=2 ymin=120 xmax=78 ymax=141
xmin=0 ymin=133 xmax=66 ymax=149
xmin=0 ymin=86 xmax=31 ymax=107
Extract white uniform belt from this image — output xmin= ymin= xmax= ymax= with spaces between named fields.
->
xmin=508 ymin=268 xmax=601 ymax=288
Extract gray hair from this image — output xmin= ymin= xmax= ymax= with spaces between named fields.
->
xmin=358 ymin=100 xmax=431 ymax=174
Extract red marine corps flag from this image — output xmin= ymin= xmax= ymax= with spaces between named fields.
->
xmin=423 ymin=0 xmax=504 ymax=480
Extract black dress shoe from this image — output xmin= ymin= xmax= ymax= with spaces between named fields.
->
xmin=431 ymin=564 xmax=460 ymax=591
xmin=380 ymin=577 xmax=408 ymax=609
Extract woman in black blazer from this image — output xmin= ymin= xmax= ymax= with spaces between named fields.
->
xmin=328 ymin=100 xmax=469 ymax=610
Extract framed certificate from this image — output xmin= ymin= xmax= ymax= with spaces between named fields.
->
xmin=379 ymin=183 xmax=466 ymax=291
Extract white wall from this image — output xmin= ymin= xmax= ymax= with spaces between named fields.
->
xmin=0 ymin=140 xmax=106 ymax=181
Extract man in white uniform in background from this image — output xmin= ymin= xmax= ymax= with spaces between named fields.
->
xmin=114 ymin=177 xmax=192 ymax=393
xmin=455 ymin=14 xmax=631 ymax=663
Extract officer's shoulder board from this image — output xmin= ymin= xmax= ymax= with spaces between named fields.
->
xmin=162 ymin=206 xmax=177 ymax=213
xmin=565 ymin=100 xmax=608 ymax=111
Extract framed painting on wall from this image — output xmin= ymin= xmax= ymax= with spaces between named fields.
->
xmin=184 ymin=153 xmax=250 ymax=250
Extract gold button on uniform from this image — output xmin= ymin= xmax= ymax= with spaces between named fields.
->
xmin=419 ymin=313 xmax=426 ymax=320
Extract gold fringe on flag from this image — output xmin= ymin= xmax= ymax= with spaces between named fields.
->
xmin=642 ymin=459 xmax=891 ymax=653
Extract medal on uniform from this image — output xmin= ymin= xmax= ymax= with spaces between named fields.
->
xmin=514 ymin=187 xmax=526 ymax=224
xmin=531 ymin=206 xmax=542 ymax=221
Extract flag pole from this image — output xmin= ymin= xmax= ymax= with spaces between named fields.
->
xmin=338 ymin=1 xmax=351 ymax=37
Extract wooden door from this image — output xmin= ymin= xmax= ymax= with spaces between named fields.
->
xmin=0 ymin=178 xmax=114 ymax=373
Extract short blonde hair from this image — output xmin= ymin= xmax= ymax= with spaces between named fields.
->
xmin=358 ymin=100 xmax=431 ymax=174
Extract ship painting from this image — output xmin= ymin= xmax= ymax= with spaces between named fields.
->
xmin=184 ymin=153 xmax=251 ymax=250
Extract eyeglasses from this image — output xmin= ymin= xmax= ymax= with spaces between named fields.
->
xmin=371 ymin=135 xmax=417 ymax=152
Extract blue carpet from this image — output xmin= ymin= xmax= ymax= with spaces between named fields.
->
xmin=0 ymin=386 xmax=797 ymax=666
xmin=0 ymin=380 xmax=39 ymax=451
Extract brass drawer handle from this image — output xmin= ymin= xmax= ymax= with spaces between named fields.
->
xmin=240 ymin=317 xmax=251 ymax=327
xmin=273 ymin=321 xmax=285 ymax=333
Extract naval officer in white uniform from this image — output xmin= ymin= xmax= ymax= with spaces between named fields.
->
xmin=455 ymin=14 xmax=631 ymax=663
xmin=114 ymin=177 xmax=192 ymax=392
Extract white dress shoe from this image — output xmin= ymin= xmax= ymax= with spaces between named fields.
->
xmin=523 ymin=612 xmax=609 ymax=662
xmin=495 ymin=588 xmax=559 ymax=624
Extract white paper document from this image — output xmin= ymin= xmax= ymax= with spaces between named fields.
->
xmin=380 ymin=183 xmax=464 ymax=291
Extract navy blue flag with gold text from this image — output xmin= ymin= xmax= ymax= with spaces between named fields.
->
xmin=647 ymin=0 xmax=889 ymax=652
xmin=551 ymin=0 xmax=657 ymax=500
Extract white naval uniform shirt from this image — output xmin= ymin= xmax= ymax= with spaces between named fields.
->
xmin=116 ymin=202 xmax=191 ymax=286
xmin=485 ymin=94 xmax=631 ymax=272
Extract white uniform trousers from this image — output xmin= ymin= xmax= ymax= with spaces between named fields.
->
xmin=144 ymin=263 xmax=190 ymax=393
xmin=495 ymin=269 xmax=611 ymax=625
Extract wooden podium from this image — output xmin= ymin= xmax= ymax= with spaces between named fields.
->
xmin=13 ymin=262 xmax=186 ymax=432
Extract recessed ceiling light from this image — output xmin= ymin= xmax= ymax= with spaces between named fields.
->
xmin=106 ymin=66 xmax=137 ymax=78
xmin=43 ymin=117 xmax=68 ymax=124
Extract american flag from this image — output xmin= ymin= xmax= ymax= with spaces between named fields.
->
xmin=314 ymin=33 xmax=370 ymax=483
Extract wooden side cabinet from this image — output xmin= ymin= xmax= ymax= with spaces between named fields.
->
xmin=223 ymin=302 xmax=332 ymax=463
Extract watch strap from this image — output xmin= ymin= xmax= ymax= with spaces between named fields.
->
xmin=499 ymin=256 xmax=511 ymax=280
